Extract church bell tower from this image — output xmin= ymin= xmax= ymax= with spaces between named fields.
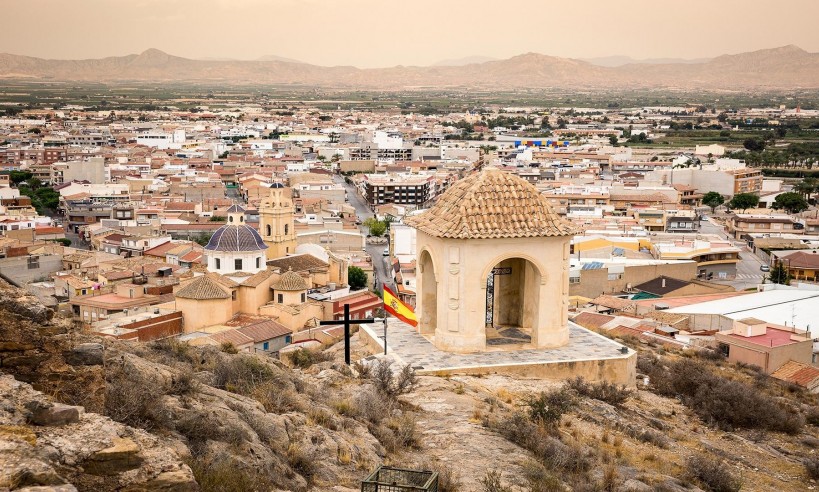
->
xmin=259 ymin=185 xmax=297 ymax=259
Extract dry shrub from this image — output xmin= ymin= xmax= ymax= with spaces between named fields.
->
xmin=648 ymin=358 xmax=803 ymax=433
xmin=567 ymin=377 xmax=632 ymax=407
xmin=213 ymin=354 xmax=278 ymax=395
xmin=523 ymin=386 xmax=576 ymax=428
xmin=220 ymin=341 xmax=239 ymax=354
xmin=805 ymin=456 xmax=819 ymax=480
xmin=480 ymin=470 xmax=512 ymax=492
xmin=415 ymin=459 xmax=461 ymax=492
xmin=169 ymin=366 xmax=198 ymax=395
xmin=104 ymin=364 xmax=169 ymax=430
xmin=352 ymin=386 xmax=393 ymax=424
xmin=176 ymin=410 xmax=247 ymax=453
xmin=286 ymin=442 xmax=317 ymax=482
xmin=806 ymin=407 xmax=819 ymax=427
xmin=251 ymin=381 xmax=301 ymax=414
xmin=685 ymin=454 xmax=742 ymax=492
xmin=370 ymin=359 xmax=418 ymax=399
xmin=186 ymin=457 xmax=272 ymax=492
xmin=522 ymin=460 xmax=563 ymax=492
xmin=600 ymin=464 xmax=619 ymax=492
xmin=286 ymin=348 xmax=332 ymax=369
xmin=385 ymin=412 xmax=419 ymax=449
xmin=489 ymin=412 xmax=590 ymax=475
xmin=151 ymin=337 xmax=196 ymax=364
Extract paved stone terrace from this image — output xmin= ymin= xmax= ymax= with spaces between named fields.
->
xmin=369 ymin=320 xmax=633 ymax=373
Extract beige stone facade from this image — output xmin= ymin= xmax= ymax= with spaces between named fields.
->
xmin=259 ymin=187 xmax=297 ymax=259
xmin=407 ymin=167 xmax=579 ymax=353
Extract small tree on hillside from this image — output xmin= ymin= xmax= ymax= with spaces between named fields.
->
xmin=348 ymin=266 xmax=368 ymax=290
xmin=702 ymin=191 xmax=725 ymax=213
xmin=728 ymin=193 xmax=759 ymax=213
xmin=772 ymin=192 xmax=809 ymax=214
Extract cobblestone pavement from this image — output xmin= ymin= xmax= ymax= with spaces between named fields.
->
xmin=376 ymin=320 xmax=632 ymax=372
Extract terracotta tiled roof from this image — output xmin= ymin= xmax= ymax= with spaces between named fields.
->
xmin=590 ymin=295 xmax=636 ymax=312
xmin=771 ymin=360 xmax=819 ymax=390
xmin=240 ymin=269 xmax=275 ymax=287
xmin=175 ymin=274 xmax=231 ymax=300
xmin=572 ymin=311 xmax=615 ymax=330
xmin=267 ymin=253 xmax=329 ymax=272
xmin=236 ymin=319 xmax=292 ymax=341
xmin=405 ymin=167 xmax=578 ymax=239
xmin=273 ymin=269 xmax=309 ymax=291
xmin=210 ymin=330 xmax=253 ymax=347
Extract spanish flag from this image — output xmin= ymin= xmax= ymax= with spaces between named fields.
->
xmin=383 ymin=286 xmax=418 ymax=327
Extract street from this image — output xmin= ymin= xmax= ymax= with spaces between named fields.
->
xmin=335 ymin=175 xmax=396 ymax=292
xmin=699 ymin=216 xmax=767 ymax=290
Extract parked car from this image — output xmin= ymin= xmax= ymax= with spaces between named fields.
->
xmin=382 ymin=248 xmax=389 ymax=256
xmin=760 ymin=264 xmax=770 ymax=272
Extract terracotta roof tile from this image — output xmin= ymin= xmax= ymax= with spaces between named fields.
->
xmin=771 ymin=360 xmax=819 ymax=390
xmin=267 ymin=253 xmax=329 ymax=272
xmin=175 ymin=274 xmax=231 ymax=300
xmin=405 ymin=167 xmax=578 ymax=239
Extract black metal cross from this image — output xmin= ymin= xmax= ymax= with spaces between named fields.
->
xmin=320 ymin=303 xmax=376 ymax=365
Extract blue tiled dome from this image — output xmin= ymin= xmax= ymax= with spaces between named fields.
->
xmin=205 ymin=224 xmax=268 ymax=252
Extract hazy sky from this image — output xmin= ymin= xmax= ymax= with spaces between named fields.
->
xmin=2 ymin=0 xmax=819 ymax=67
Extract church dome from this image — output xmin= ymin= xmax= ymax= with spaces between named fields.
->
xmin=205 ymin=224 xmax=268 ymax=252
xmin=405 ymin=167 xmax=579 ymax=239
xmin=273 ymin=268 xmax=309 ymax=291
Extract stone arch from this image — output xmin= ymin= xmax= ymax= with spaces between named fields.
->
xmin=484 ymin=255 xmax=543 ymax=346
xmin=480 ymin=252 xmax=547 ymax=286
xmin=418 ymin=248 xmax=438 ymax=335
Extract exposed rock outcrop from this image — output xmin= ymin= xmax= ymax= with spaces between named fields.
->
xmin=0 ymin=374 xmax=198 ymax=491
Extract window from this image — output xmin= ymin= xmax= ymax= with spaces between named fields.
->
xmin=277 ymin=293 xmax=283 ymax=303
xmin=235 ymin=258 xmax=242 ymax=270
xmin=231 ymin=290 xmax=237 ymax=300
xmin=569 ymin=276 xmax=581 ymax=284
xmin=27 ymin=256 xmax=39 ymax=270
xmin=215 ymin=258 xmax=221 ymax=270
xmin=266 ymin=224 xmax=271 ymax=236
xmin=263 ymin=341 xmax=269 ymax=351
xmin=284 ymin=224 xmax=289 ymax=235
xmin=229 ymin=216 xmax=234 ymax=223
xmin=285 ymin=335 xmax=292 ymax=344
xmin=300 ymin=293 xmax=306 ymax=303
xmin=256 ymin=257 xmax=261 ymax=269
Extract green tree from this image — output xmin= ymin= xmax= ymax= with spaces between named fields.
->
xmin=363 ymin=217 xmax=387 ymax=237
xmin=702 ymin=192 xmax=725 ymax=213
xmin=608 ymin=135 xmax=618 ymax=147
xmin=772 ymin=192 xmax=809 ymax=214
xmin=8 ymin=171 xmax=32 ymax=185
xmin=728 ymin=193 xmax=759 ymax=213
xmin=209 ymin=215 xmax=227 ymax=222
xmin=348 ymin=266 xmax=368 ymax=290
xmin=743 ymin=138 xmax=766 ymax=152
xmin=768 ymin=261 xmax=791 ymax=285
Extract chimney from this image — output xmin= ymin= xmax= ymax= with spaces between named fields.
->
xmin=661 ymin=277 xmax=666 ymax=288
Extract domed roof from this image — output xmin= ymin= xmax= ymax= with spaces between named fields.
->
xmin=405 ymin=167 xmax=579 ymax=239
xmin=205 ymin=224 xmax=268 ymax=252
xmin=273 ymin=268 xmax=309 ymax=291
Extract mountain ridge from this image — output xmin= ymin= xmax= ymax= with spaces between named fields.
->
xmin=0 ymin=46 xmax=816 ymax=89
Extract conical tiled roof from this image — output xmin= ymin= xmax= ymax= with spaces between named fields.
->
xmin=273 ymin=268 xmax=309 ymax=291
xmin=405 ymin=167 xmax=579 ymax=239
xmin=176 ymin=274 xmax=231 ymax=300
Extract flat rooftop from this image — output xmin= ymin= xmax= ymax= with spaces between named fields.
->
xmin=721 ymin=327 xmax=807 ymax=348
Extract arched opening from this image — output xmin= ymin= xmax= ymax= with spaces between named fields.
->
xmin=228 ymin=216 xmax=234 ymax=223
xmin=284 ymin=224 xmax=289 ymax=235
xmin=418 ymin=249 xmax=438 ymax=335
xmin=485 ymin=257 xmax=541 ymax=346
xmin=266 ymin=224 xmax=271 ymax=237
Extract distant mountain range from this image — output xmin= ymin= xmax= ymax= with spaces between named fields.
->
xmin=0 ymin=46 xmax=816 ymax=90
xmin=580 ymin=55 xmax=711 ymax=67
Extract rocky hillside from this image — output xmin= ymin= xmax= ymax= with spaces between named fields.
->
xmin=1 ymin=278 xmax=818 ymax=491
xmin=1 ymin=45 xmax=817 ymax=89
